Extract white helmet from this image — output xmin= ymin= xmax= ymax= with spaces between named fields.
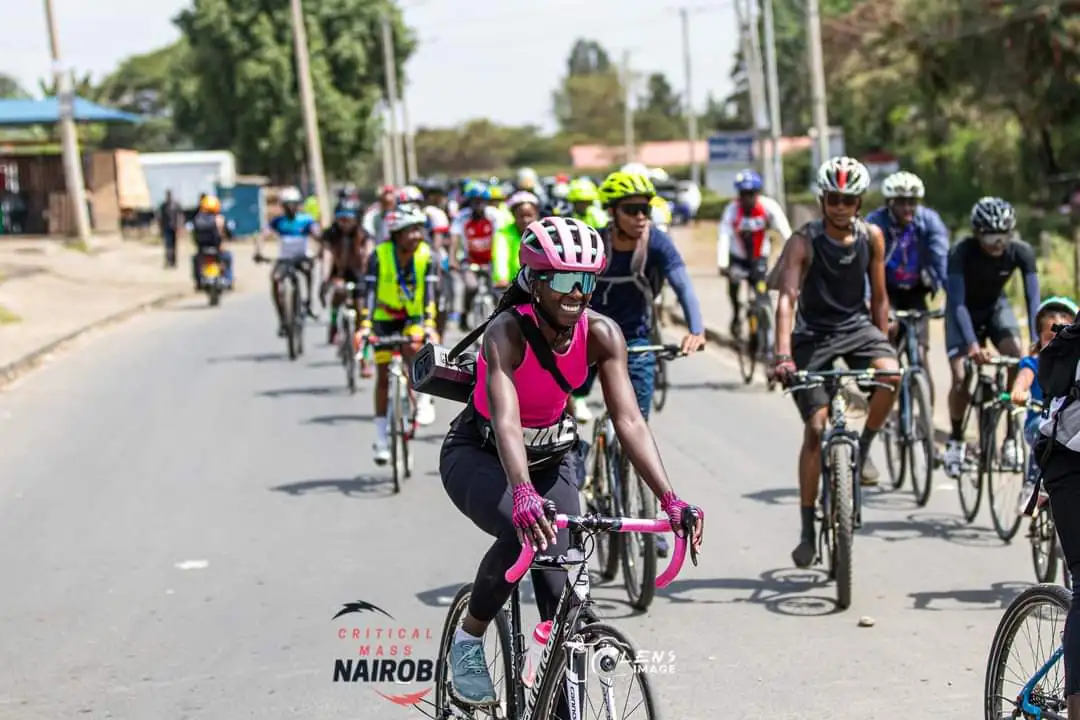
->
xmin=508 ymin=191 xmax=539 ymax=209
xmin=388 ymin=206 xmax=427 ymax=234
xmin=279 ymin=187 xmax=302 ymax=204
xmin=648 ymin=167 xmax=670 ymax=182
xmin=816 ymin=156 xmax=871 ymax=197
xmin=882 ymin=171 xmax=925 ymax=199
xmin=515 ymin=167 xmax=539 ymax=187
xmin=621 ymin=162 xmax=649 ymax=177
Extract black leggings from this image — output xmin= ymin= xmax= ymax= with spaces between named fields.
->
xmin=1042 ymin=448 xmax=1080 ymax=697
xmin=440 ymin=406 xmax=581 ymax=624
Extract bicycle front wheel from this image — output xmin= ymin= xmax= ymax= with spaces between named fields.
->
xmin=830 ymin=442 xmax=855 ymax=610
xmin=650 ymin=321 xmax=669 ymax=413
xmin=619 ymin=458 xmax=657 ymax=611
xmin=984 ymin=584 xmax=1069 ymax=720
xmin=958 ymin=411 xmax=985 ymax=523
xmin=291 ymin=275 xmax=305 ymax=357
xmin=907 ymin=371 xmax=935 ymax=507
xmin=389 ymin=375 xmax=402 ymax=494
xmin=433 ymin=583 xmax=516 ymax=719
xmin=341 ymin=312 xmax=356 ymax=394
xmin=883 ymin=379 xmax=909 ymax=491
xmin=583 ymin=430 xmax=619 ymax=581
xmin=534 ymin=622 xmax=657 ymax=720
xmin=986 ymin=406 xmax=1026 ymax=542
xmin=283 ymin=279 xmax=298 ymax=361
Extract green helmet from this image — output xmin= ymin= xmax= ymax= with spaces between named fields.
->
xmin=1037 ymin=296 xmax=1080 ymax=321
xmin=598 ymin=171 xmax=655 ymax=207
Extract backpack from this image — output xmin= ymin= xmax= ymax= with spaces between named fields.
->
xmin=1035 ymin=321 xmax=1080 ymax=466
xmin=884 ymin=225 xmax=920 ymax=289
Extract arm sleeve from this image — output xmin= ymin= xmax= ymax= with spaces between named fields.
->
xmin=362 ymin=252 xmax=378 ymax=324
xmin=1019 ymin=244 xmax=1041 ymax=340
xmin=761 ymin=196 xmax=792 ymax=240
xmin=655 ymin=234 xmax=704 ymax=334
xmin=946 ymin=248 xmax=977 ymax=348
xmin=923 ymin=208 xmax=951 ymax=291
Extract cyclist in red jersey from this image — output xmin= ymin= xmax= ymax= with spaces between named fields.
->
xmin=450 ymin=181 xmax=506 ymax=329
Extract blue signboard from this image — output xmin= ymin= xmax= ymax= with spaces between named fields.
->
xmin=707 ymin=133 xmax=755 ymax=164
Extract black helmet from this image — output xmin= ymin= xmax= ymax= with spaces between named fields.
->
xmin=971 ymin=196 xmax=1016 ymax=234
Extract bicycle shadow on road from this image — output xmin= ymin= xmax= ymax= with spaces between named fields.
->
xmin=908 ymin=580 xmax=1029 ymax=611
xmin=415 ymin=582 xmax=537 ymax=609
xmin=269 ymin=475 xmax=396 ymax=499
xmin=741 ymin=487 xmax=799 ymax=506
xmin=666 ymin=380 xmax=764 ymax=393
xmin=303 ymin=413 xmax=374 ymax=425
xmin=257 ymin=385 xmax=344 ymax=398
xmin=657 ymin=567 xmax=841 ymax=617
xmin=858 ymin=512 xmax=1001 ymax=549
xmin=207 ymin=352 xmax=287 ymax=364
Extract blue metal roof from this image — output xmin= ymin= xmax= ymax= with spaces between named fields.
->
xmin=0 ymin=97 xmax=141 ymax=126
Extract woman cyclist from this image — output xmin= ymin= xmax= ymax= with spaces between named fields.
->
xmin=439 ymin=216 xmax=704 ymax=706
xmin=491 ymin=191 xmax=540 ymax=298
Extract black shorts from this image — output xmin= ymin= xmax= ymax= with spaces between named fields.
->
xmin=272 ymin=256 xmax=311 ymax=282
xmin=944 ymin=298 xmax=1020 ymax=358
xmin=791 ymin=323 xmax=896 ymax=421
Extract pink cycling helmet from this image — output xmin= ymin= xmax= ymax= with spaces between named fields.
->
xmin=519 ymin=217 xmax=606 ymax=273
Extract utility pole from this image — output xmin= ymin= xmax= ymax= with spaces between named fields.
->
xmin=289 ymin=0 xmax=330 ymax=222
xmin=806 ymin=0 xmax=831 ymax=168
xmin=622 ymin=49 xmax=635 ymax=165
xmin=679 ymin=8 xmax=700 ymax=186
xmin=380 ymin=13 xmax=406 ymax=187
xmin=43 ymin=0 xmax=90 ymax=247
xmin=401 ymin=88 xmax=418 ymax=182
xmin=380 ymin=104 xmax=394 ymax=186
xmin=762 ymin=0 xmax=786 ymax=208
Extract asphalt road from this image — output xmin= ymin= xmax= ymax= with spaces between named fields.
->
xmin=0 ymin=289 xmax=1040 ymax=719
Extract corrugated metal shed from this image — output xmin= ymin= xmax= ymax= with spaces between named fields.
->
xmin=0 ymin=97 xmax=141 ymax=126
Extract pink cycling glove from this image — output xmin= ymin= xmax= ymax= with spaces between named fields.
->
xmin=512 ymin=483 xmax=546 ymax=530
xmin=661 ymin=491 xmax=701 ymax=536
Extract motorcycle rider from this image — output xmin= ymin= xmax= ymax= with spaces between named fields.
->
xmin=191 ymin=195 xmax=234 ymax=291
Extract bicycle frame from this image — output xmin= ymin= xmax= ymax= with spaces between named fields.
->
xmin=958 ymin=358 xmax=1020 ymax=450
xmin=1017 ymin=644 xmax=1066 ymax=719
xmin=820 ymin=384 xmax=864 ymax=526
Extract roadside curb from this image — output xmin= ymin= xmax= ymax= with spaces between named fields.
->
xmin=0 ymin=289 xmax=193 ymax=390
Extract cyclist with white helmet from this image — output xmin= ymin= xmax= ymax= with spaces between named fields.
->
xmin=360 ymin=206 xmax=439 ymax=463
xmin=362 ymin=184 xmax=398 ymax=244
xmin=256 ymin=187 xmax=321 ymax=333
xmin=864 ymin=171 xmax=949 ymax=355
xmin=513 ymin=167 xmax=550 ymax=213
xmin=491 ymin=191 xmax=540 ymax=294
xmin=941 ymin=197 xmax=1040 ymax=477
xmin=438 ymin=216 xmax=704 ymax=707
xmin=771 ymin=157 xmax=900 ymax=568
xmin=450 ymin=181 xmax=506 ymax=330
xmin=718 ymin=169 xmax=792 ymax=338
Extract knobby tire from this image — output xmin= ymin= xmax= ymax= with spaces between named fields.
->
xmin=831 ymin=442 xmax=855 ymax=610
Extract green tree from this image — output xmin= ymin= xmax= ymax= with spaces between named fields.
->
xmin=173 ymin=0 xmax=414 ymax=182
xmin=634 ymin=72 xmax=684 ymax=141
xmin=38 ymin=71 xmax=99 ymax=99
xmin=0 ymin=74 xmax=30 ymax=99
xmin=94 ymin=43 xmax=192 ymax=151
xmin=552 ymin=38 xmax=624 ymax=144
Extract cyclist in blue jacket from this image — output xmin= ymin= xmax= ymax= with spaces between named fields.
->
xmin=864 ymin=171 xmax=949 ymax=364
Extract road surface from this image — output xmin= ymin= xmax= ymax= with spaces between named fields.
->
xmin=0 ymin=291 xmax=1037 ymax=718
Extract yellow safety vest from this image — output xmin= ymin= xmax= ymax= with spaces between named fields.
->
xmin=373 ymin=241 xmax=431 ymax=321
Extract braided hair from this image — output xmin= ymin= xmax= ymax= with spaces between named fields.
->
xmin=447 ymin=269 xmax=532 ymax=361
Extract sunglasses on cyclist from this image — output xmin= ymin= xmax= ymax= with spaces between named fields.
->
xmin=979 ymin=232 xmax=1010 ymax=247
xmin=536 ymin=271 xmax=597 ymax=295
xmin=824 ymin=193 xmax=860 ymax=208
xmin=618 ymin=202 xmax=651 ymax=217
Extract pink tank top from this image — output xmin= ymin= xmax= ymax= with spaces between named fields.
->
xmin=473 ymin=304 xmax=589 ymax=428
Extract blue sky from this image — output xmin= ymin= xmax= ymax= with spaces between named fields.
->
xmin=2 ymin=0 xmax=739 ymax=133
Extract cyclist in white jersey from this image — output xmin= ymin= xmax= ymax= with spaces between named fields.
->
xmin=255 ymin=187 xmax=321 ymax=334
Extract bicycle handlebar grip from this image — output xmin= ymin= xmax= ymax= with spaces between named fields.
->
xmin=504 ymin=515 xmax=569 ymax=584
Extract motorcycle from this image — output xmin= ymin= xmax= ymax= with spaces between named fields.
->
xmin=197 ymin=248 xmax=228 ymax=306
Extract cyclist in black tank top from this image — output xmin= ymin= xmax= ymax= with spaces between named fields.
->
xmin=771 ymin=157 xmax=900 ymax=570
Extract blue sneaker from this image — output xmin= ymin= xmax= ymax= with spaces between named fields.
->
xmin=449 ymin=637 xmax=497 ymax=706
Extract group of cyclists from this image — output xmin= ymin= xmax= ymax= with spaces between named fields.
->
xmin=237 ymin=154 xmax=1080 ymax=709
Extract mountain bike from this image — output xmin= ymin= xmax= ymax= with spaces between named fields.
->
xmin=259 ymin=256 xmax=308 ymax=361
xmin=984 ymin=583 xmax=1069 ymax=719
xmin=734 ymin=258 xmax=777 ymax=391
xmin=468 ymin=264 xmax=496 ymax=339
xmin=882 ymin=308 xmax=942 ymax=505
xmin=336 ymin=282 xmax=360 ymax=393
xmin=951 ymin=357 xmax=1022 ymax=529
xmin=580 ymin=343 xmax=688 ymax=611
xmin=431 ymin=503 xmax=699 ymax=720
xmin=366 ymin=334 xmax=417 ymax=493
xmin=786 ymin=367 xmax=903 ymax=610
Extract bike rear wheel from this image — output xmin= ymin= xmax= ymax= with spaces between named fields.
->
xmin=883 ymin=377 xmax=909 ymax=491
xmin=341 ymin=311 xmax=356 ymax=394
xmin=958 ymin=411 xmax=985 ymax=523
xmin=433 ymin=583 xmax=516 ymax=719
xmin=830 ymin=442 xmax=855 ymax=610
xmin=986 ymin=406 xmax=1026 ymax=542
xmin=583 ymin=429 xmax=619 ymax=581
xmin=649 ymin=321 xmax=669 ymax=413
xmin=389 ymin=374 xmax=403 ymax=494
xmin=291 ymin=274 xmax=305 ymax=358
xmin=1031 ymin=508 xmax=1060 ymax=584
xmin=984 ymin=584 xmax=1069 ymax=720
xmin=619 ymin=456 xmax=657 ymax=611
